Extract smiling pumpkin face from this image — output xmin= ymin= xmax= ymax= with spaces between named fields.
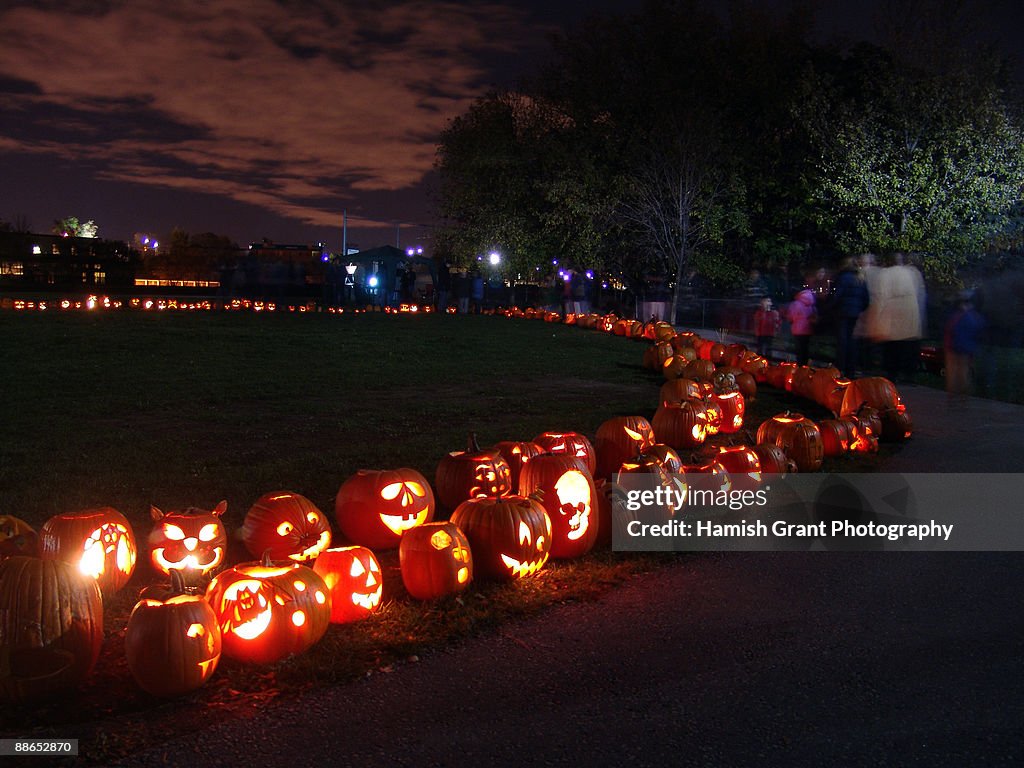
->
xmin=149 ymin=501 xmax=227 ymax=587
xmin=312 ymin=546 xmax=383 ymax=623
xmin=335 ymin=468 xmax=436 ymax=550
xmin=450 ymin=496 xmax=551 ymax=581
xmin=241 ymin=492 xmax=332 ymax=563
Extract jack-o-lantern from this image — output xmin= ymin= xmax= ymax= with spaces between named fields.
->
xmin=818 ymin=418 xmax=858 ymax=457
xmin=40 ymin=507 xmax=137 ymax=594
xmin=149 ymin=501 xmax=227 ymax=587
xmin=594 ymin=481 xmax=639 ymax=549
xmin=435 ymin=433 xmax=513 ymax=511
xmin=241 ymin=492 xmax=332 ymax=563
xmin=712 ymin=445 xmax=762 ymax=490
xmin=492 ymin=440 xmax=544 ymax=490
xmin=450 ymin=496 xmax=551 ymax=581
xmin=756 ymin=412 xmax=823 ymax=473
xmin=639 ymin=444 xmax=685 ymax=476
xmin=703 ymin=398 xmax=724 ymax=435
xmin=519 ymin=454 xmax=598 ymax=559
xmin=594 ymin=416 xmax=656 ymax=480
xmin=616 ymin=458 xmax=679 ymax=522
xmin=205 ymin=555 xmax=330 ymax=664
xmin=531 ymin=431 xmax=597 ymax=475
xmin=0 ymin=516 xmax=39 ymax=560
xmin=335 ymin=468 xmax=436 ymax=550
xmin=399 ymin=522 xmax=473 ymax=600
xmin=312 ymin=546 xmax=383 ymax=623
xmin=652 ymin=401 xmax=708 ymax=450
xmin=125 ymin=572 xmax=221 ymax=697
xmin=753 ymin=443 xmax=798 ymax=475
xmin=880 ymin=402 xmax=913 ymax=442
xmin=714 ymin=391 xmax=746 ymax=434
xmin=659 ymin=378 xmax=702 ymax=405
xmin=0 ymin=556 xmax=103 ymax=703
xmin=840 ymin=376 xmax=901 ymax=416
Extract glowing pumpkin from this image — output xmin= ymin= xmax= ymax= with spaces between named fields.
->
xmin=492 ymin=440 xmax=544 ymax=490
xmin=241 ymin=491 xmax=332 ymax=562
xmin=594 ymin=415 xmax=656 ymax=480
xmin=659 ymin=378 xmax=702 ymax=405
xmin=125 ymin=572 xmax=221 ymax=696
xmin=756 ymin=413 xmax=824 ymax=473
xmin=0 ymin=516 xmax=39 ymax=560
xmin=399 ymin=522 xmax=473 ymax=600
xmin=651 ymin=401 xmax=708 ymax=450
xmin=532 ymin=431 xmax=597 ymax=475
xmin=450 ymin=496 xmax=551 ymax=581
xmin=518 ymin=454 xmax=598 ymax=559
xmin=0 ymin=556 xmax=103 ymax=703
xmin=435 ymin=433 xmax=513 ymax=511
xmin=839 ymin=376 xmax=901 ymax=416
xmin=312 ymin=546 xmax=383 ymax=623
xmin=712 ymin=445 xmax=762 ymax=490
xmin=148 ymin=501 xmax=227 ymax=587
xmin=753 ymin=443 xmax=798 ymax=475
xmin=205 ymin=556 xmax=330 ymax=664
xmin=40 ymin=507 xmax=137 ymax=594
xmin=714 ymin=391 xmax=746 ymax=434
xmin=334 ymin=468 xmax=435 ymax=550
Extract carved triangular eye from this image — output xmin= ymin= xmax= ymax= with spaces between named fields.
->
xmin=350 ymin=558 xmax=366 ymax=577
xmin=518 ymin=521 xmax=532 ymax=546
xmin=198 ymin=523 xmax=219 ymax=542
xmin=407 ymin=482 xmax=426 ymax=497
xmin=164 ymin=524 xmax=185 ymax=541
xmin=381 ymin=482 xmax=403 ymax=500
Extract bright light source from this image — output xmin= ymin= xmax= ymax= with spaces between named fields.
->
xmin=153 ymin=241 xmax=158 ymax=249
xmin=368 ymin=275 xmax=379 ymax=288
xmin=552 ymin=259 xmax=558 ymax=265
xmin=143 ymin=237 xmax=149 ymax=245
xmin=416 ymin=247 xmax=423 ymax=254
xmin=406 ymin=248 xmax=415 ymax=256
xmin=586 ymin=271 xmax=594 ymax=279
xmin=488 ymin=252 xmax=500 ymax=265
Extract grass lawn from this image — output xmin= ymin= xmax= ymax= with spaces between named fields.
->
xmin=0 ymin=310 xmax=892 ymax=763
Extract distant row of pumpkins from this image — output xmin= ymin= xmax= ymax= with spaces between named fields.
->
xmin=0 ymin=311 xmax=912 ymax=702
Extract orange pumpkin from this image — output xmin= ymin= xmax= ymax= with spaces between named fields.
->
xmin=335 ymin=468 xmax=436 ymax=550
xmin=40 ymin=507 xmax=137 ymax=594
xmin=241 ymin=491 xmax=332 ymax=563
xmin=652 ymin=401 xmax=708 ymax=449
xmin=756 ymin=413 xmax=824 ymax=472
xmin=594 ymin=416 xmax=656 ymax=479
xmin=532 ymin=431 xmax=597 ymax=475
xmin=519 ymin=454 xmax=598 ymax=559
xmin=399 ymin=522 xmax=473 ymax=600
xmin=312 ymin=546 xmax=383 ymax=623
xmin=0 ymin=516 xmax=39 ymax=561
xmin=435 ymin=433 xmax=513 ymax=511
xmin=450 ymin=496 xmax=552 ymax=581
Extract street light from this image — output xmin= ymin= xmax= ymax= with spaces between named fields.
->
xmin=488 ymin=251 xmax=500 ymax=266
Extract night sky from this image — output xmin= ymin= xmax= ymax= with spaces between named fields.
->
xmin=0 ymin=0 xmax=1020 ymax=252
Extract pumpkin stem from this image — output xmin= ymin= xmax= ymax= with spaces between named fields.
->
xmin=168 ymin=569 xmax=187 ymax=597
xmin=261 ymin=550 xmax=274 ymax=568
xmin=468 ymin=432 xmax=480 ymax=452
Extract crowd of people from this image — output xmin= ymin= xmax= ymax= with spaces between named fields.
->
xmin=758 ymin=253 xmax=990 ymax=400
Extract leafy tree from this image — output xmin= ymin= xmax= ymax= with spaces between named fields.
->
xmin=52 ymin=216 xmax=98 ymax=238
xmin=797 ymin=43 xmax=1024 ymax=282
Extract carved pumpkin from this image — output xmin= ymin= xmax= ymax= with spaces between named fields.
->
xmin=435 ymin=433 xmax=513 ymax=511
xmin=0 ymin=516 xmax=39 ymax=560
xmin=764 ymin=362 xmax=797 ymax=390
xmin=0 ymin=556 xmax=103 ymax=703
xmin=450 ymin=496 xmax=551 ymax=581
xmin=312 ymin=546 xmax=383 ymax=623
xmin=714 ymin=391 xmax=746 ymax=434
xmin=399 ymin=522 xmax=473 ymax=600
xmin=702 ymin=398 xmax=723 ymax=436
xmin=205 ymin=555 xmax=330 ymax=664
xmin=335 ymin=468 xmax=436 ymax=550
xmin=659 ymin=378 xmax=702 ymax=405
xmin=880 ymin=403 xmax=913 ymax=442
xmin=818 ymin=418 xmax=859 ymax=457
xmin=652 ymin=401 xmax=708 ymax=450
xmin=840 ymin=377 xmax=901 ymax=416
xmin=662 ymin=354 xmax=691 ymax=381
xmin=492 ymin=440 xmax=544 ymax=490
xmin=149 ymin=501 xmax=227 ymax=587
xmin=712 ymin=445 xmax=762 ymax=490
xmin=532 ymin=431 xmax=597 ymax=475
xmin=753 ymin=443 xmax=798 ymax=475
xmin=594 ymin=416 xmax=656 ymax=479
xmin=756 ymin=413 xmax=824 ymax=473
xmin=639 ymin=443 xmax=685 ymax=476
xmin=616 ymin=458 xmax=679 ymax=522
xmin=519 ymin=454 xmax=598 ymax=559
xmin=683 ymin=359 xmax=715 ymax=381
xmin=40 ymin=507 xmax=137 ymax=594
xmin=125 ymin=572 xmax=221 ymax=696
xmin=241 ymin=492 xmax=332 ymax=563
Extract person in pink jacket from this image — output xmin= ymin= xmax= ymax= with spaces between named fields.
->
xmin=786 ymin=288 xmax=818 ymax=365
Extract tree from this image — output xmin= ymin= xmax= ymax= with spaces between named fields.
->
xmin=53 ymin=216 xmax=99 ymax=238
xmin=797 ymin=43 xmax=1024 ymax=282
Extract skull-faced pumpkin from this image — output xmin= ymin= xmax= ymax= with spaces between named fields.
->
xmin=40 ymin=507 xmax=137 ymax=594
xmin=241 ymin=492 xmax=332 ymax=563
xmin=450 ymin=496 xmax=551 ymax=581
xmin=335 ymin=468 xmax=436 ymax=550
xmin=399 ymin=522 xmax=473 ymax=600
xmin=518 ymin=454 xmax=598 ymax=559
xmin=149 ymin=501 xmax=227 ymax=587
xmin=311 ymin=546 xmax=383 ymax=623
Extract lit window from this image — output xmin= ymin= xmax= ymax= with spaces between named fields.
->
xmin=32 ymin=245 xmax=41 ymax=255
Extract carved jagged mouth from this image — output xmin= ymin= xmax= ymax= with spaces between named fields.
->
xmin=153 ymin=547 xmax=224 ymax=575
xmin=379 ymin=510 xmax=429 ymax=536
xmin=289 ymin=531 xmax=331 ymax=561
xmin=500 ymin=554 xmax=548 ymax=579
xmin=351 ymin=586 xmax=383 ymax=610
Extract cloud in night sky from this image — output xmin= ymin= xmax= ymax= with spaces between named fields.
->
xmin=0 ymin=0 xmax=536 ymax=235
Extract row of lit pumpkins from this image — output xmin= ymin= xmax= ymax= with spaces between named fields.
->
xmin=0 ymin=423 xmax=667 ymax=701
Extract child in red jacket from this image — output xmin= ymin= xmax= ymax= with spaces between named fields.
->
xmin=753 ymin=297 xmax=781 ymax=360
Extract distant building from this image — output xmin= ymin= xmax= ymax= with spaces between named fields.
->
xmin=0 ymin=231 xmax=137 ymax=289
